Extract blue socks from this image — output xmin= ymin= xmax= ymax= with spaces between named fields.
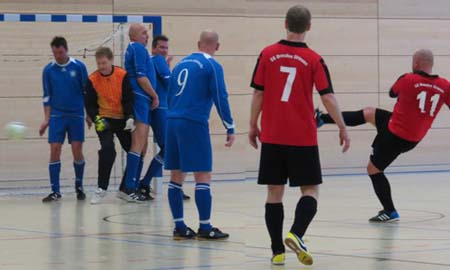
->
xmin=124 ymin=152 xmax=141 ymax=191
xmin=195 ymin=183 xmax=212 ymax=231
xmin=49 ymin=161 xmax=61 ymax=194
xmin=168 ymin=181 xmax=186 ymax=230
xmin=135 ymin=157 xmax=144 ymax=189
xmin=140 ymin=153 xmax=163 ymax=187
xmin=73 ymin=160 xmax=85 ymax=190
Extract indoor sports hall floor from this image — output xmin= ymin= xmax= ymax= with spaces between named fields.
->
xmin=1 ymin=172 xmax=450 ymax=270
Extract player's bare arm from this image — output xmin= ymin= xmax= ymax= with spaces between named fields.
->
xmin=249 ymin=90 xmax=263 ymax=149
xmin=39 ymin=106 xmax=51 ymax=136
xmin=320 ymin=93 xmax=350 ymax=152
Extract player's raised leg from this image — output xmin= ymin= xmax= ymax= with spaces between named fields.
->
xmin=317 ymin=106 xmax=376 ymax=127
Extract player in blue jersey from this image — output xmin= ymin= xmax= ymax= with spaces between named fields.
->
xmin=138 ymin=35 xmax=191 ymax=201
xmin=118 ymin=23 xmax=159 ymax=203
xmin=165 ymin=30 xmax=235 ymax=240
xmin=39 ymin=36 xmax=89 ymax=202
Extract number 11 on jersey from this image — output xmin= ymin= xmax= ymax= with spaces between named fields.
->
xmin=417 ymin=90 xmax=440 ymax=117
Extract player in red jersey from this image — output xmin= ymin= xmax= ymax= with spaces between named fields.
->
xmin=318 ymin=49 xmax=450 ymax=222
xmin=249 ymin=5 xmax=350 ymax=266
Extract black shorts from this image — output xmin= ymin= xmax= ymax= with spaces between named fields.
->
xmin=370 ymin=109 xmax=418 ymax=171
xmin=258 ymin=143 xmax=322 ymax=187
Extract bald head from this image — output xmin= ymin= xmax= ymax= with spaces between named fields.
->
xmin=198 ymin=30 xmax=220 ymax=55
xmin=129 ymin=23 xmax=149 ymax=45
xmin=412 ymin=49 xmax=434 ymax=73
xmin=413 ymin=49 xmax=434 ymax=65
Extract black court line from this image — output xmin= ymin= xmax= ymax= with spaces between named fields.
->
xmin=246 ymin=244 xmax=450 ymax=267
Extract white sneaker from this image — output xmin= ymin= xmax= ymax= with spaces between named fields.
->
xmin=90 ymin=188 xmax=107 ymax=204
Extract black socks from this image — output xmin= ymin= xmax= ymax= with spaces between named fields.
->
xmin=321 ymin=110 xmax=366 ymax=126
xmin=370 ymin=172 xmax=396 ymax=213
xmin=265 ymin=203 xmax=285 ymax=254
xmin=290 ymin=196 xmax=318 ymax=238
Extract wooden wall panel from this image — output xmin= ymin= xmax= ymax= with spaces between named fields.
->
xmin=164 ymin=17 xmax=377 ymax=56
xmin=379 ymin=19 xmax=450 ymax=55
xmin=379 ymin=0 xmax=450 ymax=19
xmin=245 ymin=0 xmax=377 ymax=18
xmin=113 ymin=0 xmax=245 ymax=16
xmin=113 ymin=0 xmax=377 ymax=18
xmin=0 ymin=0 xmax=112 ymax=14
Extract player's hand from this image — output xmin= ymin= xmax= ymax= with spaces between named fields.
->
xmin=124 ymin=118 xmax=136 ymax=132
xmin=86 ymin=116 xmax=93 ymax=130
xmin=166 ymin=55 xmax=174 ymax=67
xmin=339 ymin=128 xmax=350 ymax=153
xmin=39 ymin=120 xmax=49 ymax=136
xmin=249 ymin=125 xmax=260 ymax=149
xmin=225 ymin=133 xmax=235 ymax=147
xmin=151 ymin=96 xmax=159 ymax=110
xmin=94 ymin=116 xmax=109 ymax=132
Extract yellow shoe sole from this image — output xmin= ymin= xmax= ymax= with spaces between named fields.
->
xmin=284 ymin=235 xmax=313 ymax=265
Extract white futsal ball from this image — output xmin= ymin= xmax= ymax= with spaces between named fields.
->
xmin=4 ymin=122 xmax=27 ymax=140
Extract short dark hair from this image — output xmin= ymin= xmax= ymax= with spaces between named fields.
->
xmin=286 ymin=5 xmax=311 ymax=34
xmin=152 ymin=35 xmax=169 ymax=48
xmin=50 ymin=36 xmax=68 ymax=50
xmin=95 ymin=46 xmax=114 ymax=60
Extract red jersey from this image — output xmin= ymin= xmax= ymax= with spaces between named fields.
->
xmin=389 ymin=71 xmax=450 ymax=142
xmin=251 ymin=40 xmax=333 ymax=146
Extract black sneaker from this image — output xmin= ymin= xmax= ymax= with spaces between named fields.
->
xmin=369 ymin=210 xmax=400 ymax=223
xmin=173 ymin=227 xmax=197 ymax=240
xmin=183 ymin=192 xmax=191 ymax=200
xmin=76 ymin=187 xmax=86 ymax=201
xmin=139 ymin=185 xmax=154 ymax=201
xmin=197 ymin=227 xmax=229 ymax=241
xmin=117 ymin=189 xmax=147 ymax=204
xmin=42 ymin=192 xmax=62 ymax=203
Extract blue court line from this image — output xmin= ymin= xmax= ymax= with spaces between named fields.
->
xmin=1 ymin=168 xmax=450 ymax=193
xmin=2 ymin=161 xmax=450 ymax=184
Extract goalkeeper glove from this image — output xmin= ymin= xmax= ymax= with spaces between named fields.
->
xmin=124 ymin=117 xmax=135 ymax=132
xmin=94 ymin=116 xmax=109 ymax=132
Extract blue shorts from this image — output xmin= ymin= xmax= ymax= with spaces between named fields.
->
xmin=133 ymin=94 xmax=151 ymax=125
xmin=48 ymin=115 xmax=85 ymax=144
xmin=164 ymin=118 xmax=212 ymax=172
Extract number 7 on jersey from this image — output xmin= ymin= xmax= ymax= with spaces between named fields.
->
xmin=280 ymin=66 xmax=297 ymax=102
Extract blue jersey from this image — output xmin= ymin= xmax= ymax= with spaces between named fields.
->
xmin=167 ymin=52 xmax=234 ymax=134
xmin=152 ymin=54 xmax=171 ymax=108
xmin=124 ymin=42 xmax=157 ymax=100
xmin=42 ymin=57 xmax=88 ymax=116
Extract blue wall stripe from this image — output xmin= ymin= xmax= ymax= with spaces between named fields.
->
xmin=51 ymin=14 xmax=66 ymax=22
xmin=82 ymin=15 xmax=97 ymax=22
xmin=0 ymin=13 xmax=162 ymax=36
xmin=113 ymin=15 xmax=127 ymax=23
xmin=20 ymin=14 xmax=35 ymax=22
